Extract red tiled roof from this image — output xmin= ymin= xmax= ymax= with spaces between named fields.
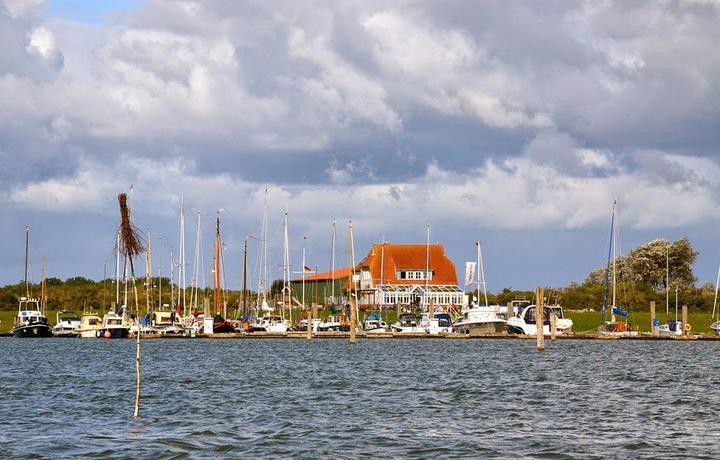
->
xmin=290 ymin=267 xmax=352 ymax=283
xmin=356 ymin=243 xmax=458 ymax=285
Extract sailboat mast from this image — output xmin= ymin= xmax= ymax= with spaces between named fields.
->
xmin=348 ymin=220 xmax=356 ymax=321
xmin=425 ymin=224 xmax=430 ymax=309
xmin=478 ymin=241 xmax=489 ymax=307
xmin=713 ymin=257 xmax=720 ymax=323
xmin=666 ymin=241 xmax=670 ymax=315
xmin=331 ymin=221 xmax=336 ymax=304
xmin=115 ymin=229 xmax=121 ymax=308
xmin=283 ymin=211 xmax=290 ymax=317
xmin=612 ymin=203 xmax=617 ymax=310
xmin=213 ymin=211 xmax=222 ymax=314
xmin=158 ymin=237 xmax=163 ymax=310
xmin=40 ymin=254 xmax=46 ymax=314
xmin=242 ymin=238 xmax=248 ymax=318
xmin=179 ymin=199 xmax=186 ymax=317
xmin=191 ymin=212 xmax=201 ymax=312
xmin=24 ymin=226 xmax=29 ymax=298
xmin=145 ymin=229 xmax=152 ymax=315
xmin=476 ymin=242 xmax=481 ymax=306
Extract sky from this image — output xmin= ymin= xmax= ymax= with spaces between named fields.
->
xmin=1 ymin=0 xmax=719 ymax=294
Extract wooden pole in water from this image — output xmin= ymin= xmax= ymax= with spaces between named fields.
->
xmin=348 ymin=220 xmax=356 ymax=344
xmin=550 ymin=312 xmax=556 ymax=341
xmin=306 ymin=304 xmax=312 ymax=339
xmin=650 ymin=301 xmax=657 ymax=336
xmin=506 ymin=301 xmax=513 ymax=320
xmin=535 ymin=287 xmax=544 ymax=351
xmin=682 ymin=304 xmax=688 ymax=336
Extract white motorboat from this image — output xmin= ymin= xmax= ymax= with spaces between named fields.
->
xmin=317 ymin=315 xmax=350 ymax=332
xmin=391 ymin=312 xmax=423 ymax=333
xmin=453 ymin=303 xmax=507 ymax=335
xmin=419 ymin=312 xmax=453 ymax=334
xmin=506 ymin=304 xmax=573 ymax=336
xmin=52 ymin=310 xmax=81 ymax=337
xmin=152 ymin=310 xmax=184 ymax=335
xmin=77 ymin=312 xmax=102 ymax=338
xmin=251 ymin=315 xmax=289 ymax=333
xmin=298 ymin=318 xmax=322 ymax=332
xmin=97 ymin=310 xmax=131 ymax=339
xmin=362 ymin=313 xmax=388 ymax=333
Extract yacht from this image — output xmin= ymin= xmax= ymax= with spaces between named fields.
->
xmin=658 ymin=319 xmax=684 ymax=336
xmin=152 ymin=310 xmax=184 ymax=335
xmin=419 ymin=312 xmax=453 ymax=334
xmin=77 ymin=311 xmax=102 ymax=338
xmin=298 ymin=317 xmax=322 ymax=332
xmin=250 ymin=314 xmax=289 ymax=333
xmin=52 ymin=310 xmax=81 ymax=337
xmin=13 ymin=297 xmax=53 ymax=338
xmin=506 ymin=304 xmax=573 ymax=336
xmin=317 ymin=315 xmax=350 ymax=332
xmin=362 ymin=313 xmax=389 ymax=333
xmin=453 ymin=303 xmax=507 ymax=335
xmin=391 ymin=312 xmax=423 ymax=333
xmin=98 ymin=310 xmax=132 ymax=339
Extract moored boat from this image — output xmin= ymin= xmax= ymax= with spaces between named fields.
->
xmin=98 ymin=310 xmax=132 ymax=339
xmin=52 ymin=310 xmax=81 ymax=337
xmin=12 ymin=227 xmax=52 ymax=338
xmin=453 ymin=303 xmax=506 ymax=335
xmin=506 ymin=304 xmax=573 ymax=336
xmin=391 ymin=312 xmax=423 ymax=333
xmin=77 ymin=311 xmax=102 ymax=338
xmin=362 ymin=313 xmax=388 ymax=333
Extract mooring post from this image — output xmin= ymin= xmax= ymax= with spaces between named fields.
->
xmin=650 ymin=301 xmax=657 ymax=335
xmin=535 ymin=287 xmax=544 ymax=351
xmin=682 ymin=304 xmax=688 ymax=336
xmin=350 ymin=296 xmax=357 ymax=343
xmin=550 ymin=312 xmax=556 ymax=341
xmin=506 ymin=301 xmax=513 ymax=320
xmin=306 ymin=305 xmax=312 ymax=340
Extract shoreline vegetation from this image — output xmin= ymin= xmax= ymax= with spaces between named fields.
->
xmin=2 ymin=236 xmax=717 ymax=334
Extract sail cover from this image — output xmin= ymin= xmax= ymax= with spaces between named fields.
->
xmin=612 ymin=307 xmax=628 ymax=317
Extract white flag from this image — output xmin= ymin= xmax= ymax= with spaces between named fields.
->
xmin=464 ymin=262 xmax=476 ymax=286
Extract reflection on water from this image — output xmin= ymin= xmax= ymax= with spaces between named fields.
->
xmin=0 ymin=338 xmax=718 ymax=458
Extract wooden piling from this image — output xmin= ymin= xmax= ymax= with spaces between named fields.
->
xmin=506 ymin=301 xmax=513 ymax=320
xmin=306 ymin=306 xmax=312 ymax=340
xmin=650 ymin=301 xmax=657 ymax=336
xmin=550 ymin=312 xmax=556 ymax=341
xmin=350 ymin=296 xmax=357 ymax=343
xmin=682 ymin=304 xmax=688 ymax=336
xmin=535 ymin=287 xmax=544 ymax=351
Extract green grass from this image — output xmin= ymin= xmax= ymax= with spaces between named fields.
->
xmin=566 ymin=310 xmax=715 ymax=335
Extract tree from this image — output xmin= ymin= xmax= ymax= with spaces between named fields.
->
xmin=627 ymin=237 xmax=697 ymax=289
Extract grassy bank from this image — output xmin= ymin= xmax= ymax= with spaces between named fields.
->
xmin=566 ymin=310 xmax=715 ymax=335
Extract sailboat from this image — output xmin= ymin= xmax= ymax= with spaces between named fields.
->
xmin=211 ymin=210 xmax=235 ymax=333
xmin=598 ymin=201 xmax=638 ymax=337
xmin=98 ymin=229 xmax=132 ymax=338
xmin=12 ymin=226 xmax=53 ymax=338
xmin=711 ymin=259 xmax=720 ymax=336
xmin=455 ymin=241 xmax=507 ymax=335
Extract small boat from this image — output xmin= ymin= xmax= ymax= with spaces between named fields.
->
xmin=298 ymin=317 xmax=322 ymax=332
xmin=250 ymin=314 xmax=289 ymax=333
xmin=152 ymin=310 xmax=184 ymax=335
xmin=453 ymin=303 xmax=507 ymax=335
xmin=362 ymin=313 xmax=388 ymax=333
xmin=391 ymin=312 xmax=423 ymax=333
xmin=52 ymin=310 xmax=81 ymax=337
xmin=98 ymin=310 xmax=132 ymax=339
xmin=419 ymin=312 xmax=453 ymax=334
xmin=12 ymin=229 xmax=52 ymax=338
xmin=317 ymin=315 xmax=350 ymax=332
xmin=658 ymin=319 xmax=684 ymax=336
xmin=77 ymin=311 xmax=102 ymax=338
xmin=506 ymin=304 xmax=573 ymax=336
xmin=13 ymin=297 xmax=53 ymax=338
xmin=212 ymin=313 xmax=237 ymax=333
xmin=598 ymin=201 xmax=638 ymax=337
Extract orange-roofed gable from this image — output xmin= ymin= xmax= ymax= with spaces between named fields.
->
xmin=290 ymin=267 xmax=352 ymax=283
xmin=356 ymin=244 xmax=458 ymax=285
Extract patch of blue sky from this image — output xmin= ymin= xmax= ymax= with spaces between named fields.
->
xmin=48 ymin=0 xmax=145 ymax=25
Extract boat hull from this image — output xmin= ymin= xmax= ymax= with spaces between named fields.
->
xmin=98 ymin=327 xmax=131 ymax=339
xmin=455 ymin=321 xmax=506 ymax=335
xmin=13 ymin=323 xmax=53 ymax=338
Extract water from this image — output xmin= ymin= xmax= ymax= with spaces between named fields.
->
xmin=1 ymin=338 xmax=718 ymax=458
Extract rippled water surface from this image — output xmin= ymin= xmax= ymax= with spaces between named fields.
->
xmin=1 ymin=337 xmax=719 ymax=458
